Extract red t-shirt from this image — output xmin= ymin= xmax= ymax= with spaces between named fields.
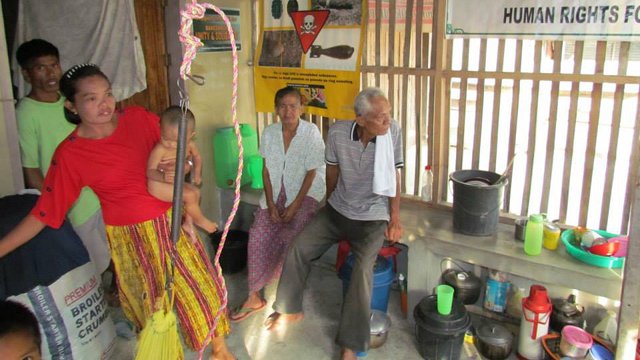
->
xmin=32 ymin=106 xmax=171 ymax=227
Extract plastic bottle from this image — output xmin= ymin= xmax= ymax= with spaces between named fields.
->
xmin=398 ymin=273 xmax=408 ymax=317
xmin=593 ymin=310 xmax=618 ymax=346
xmin=524 ymin=214 xmax=544 ymax=256
xmin=421 ymin=165 xmax=433 ymax=202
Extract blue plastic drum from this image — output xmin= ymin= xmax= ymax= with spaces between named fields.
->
xmin=338 ymin=254 xmax=395 ymax=312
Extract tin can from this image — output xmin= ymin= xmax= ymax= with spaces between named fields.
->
xmin=543 ymin=223 xmax=561 ymax=250
xmin=484 ymin=270 xmax=510 ymax=313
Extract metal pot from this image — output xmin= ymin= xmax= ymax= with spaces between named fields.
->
xmin=441 ymin=268 xmax=482 ymax=304
xmin=475 ymin=323 xmax=514 ymax=360
xmin=551 ymin=294 xmax=585 ymax=332
xmin=369 ymin=310 xmax=391 ymax=349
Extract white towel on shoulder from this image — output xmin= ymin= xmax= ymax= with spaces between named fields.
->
xmin=373 ymin=132 xmax=396 ymax=196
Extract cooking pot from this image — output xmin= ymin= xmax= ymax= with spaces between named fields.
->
xmin=551 ymin=294 xmax=585 ymax=332
xmin=475 ymin=323 xmax=514 ymax=360
xmin=441 ymin=268 xmax=482 ymax=304
xmin=369 ymin=310 xmax=391 ymax=348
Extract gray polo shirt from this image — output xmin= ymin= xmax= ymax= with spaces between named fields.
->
xmin=326 ymin=120 xmax=403 ymax=221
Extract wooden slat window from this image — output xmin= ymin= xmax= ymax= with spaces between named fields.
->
xmin=253 ymin=0 xmax=640 ymax=235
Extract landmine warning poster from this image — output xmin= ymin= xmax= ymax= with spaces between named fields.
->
xmin=447 ymin=0 xmax=640 ymax=40
xmin=254 ymin=0 xmax=366 ymax=119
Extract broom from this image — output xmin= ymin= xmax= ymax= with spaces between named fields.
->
xmin=134 ymin=101 xmax=192 ymax=360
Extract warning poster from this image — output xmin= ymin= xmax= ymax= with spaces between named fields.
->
xmin=253 ymin=0 xmax=366 ymax=119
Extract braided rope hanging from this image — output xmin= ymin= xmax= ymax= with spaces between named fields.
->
xmin=178 ymin=2 xmax=242 ymax=358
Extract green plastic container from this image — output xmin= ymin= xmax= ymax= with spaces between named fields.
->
xmin=213 ymin=124 xmax=262 ymax=189
xmin=560 ymin=229 xmax=625 ymax=269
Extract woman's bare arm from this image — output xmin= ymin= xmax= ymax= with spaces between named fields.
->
xmin=0 ymin=214 xmax=47 ymax=257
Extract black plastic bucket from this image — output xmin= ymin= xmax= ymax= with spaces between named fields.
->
xmin=450 ymin=170 xmax=506 ymax=236
xmin=414 ymin=295 xmax=471 ymax=360
xmin=210 ymin=230 xmax=248 ymax=274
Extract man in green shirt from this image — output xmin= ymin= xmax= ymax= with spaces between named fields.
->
xmin=15 ymin=39 xmax=111 ymax=274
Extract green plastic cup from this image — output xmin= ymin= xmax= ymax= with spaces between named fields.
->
xmin=436 ymin=284 xmax=455 ymax=315
xmin=246 ymin=155 xmax=264 ymax=189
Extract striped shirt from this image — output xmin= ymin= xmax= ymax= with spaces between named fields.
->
xmin=326 ymin=120 xmax=403 ymax=221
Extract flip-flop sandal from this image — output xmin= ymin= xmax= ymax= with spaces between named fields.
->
xmin=229 ymin=299 xmax=267 ymax=322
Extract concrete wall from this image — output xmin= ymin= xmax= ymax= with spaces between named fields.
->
xmin=181 ymin=0 xmax=257 ymax=225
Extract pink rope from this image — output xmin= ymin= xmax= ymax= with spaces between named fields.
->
xmin=179 ymin=1 xmax=241 ymax=358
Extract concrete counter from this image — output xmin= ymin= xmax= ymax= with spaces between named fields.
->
xmin=402 ymin=199 xmax=623 ymax=324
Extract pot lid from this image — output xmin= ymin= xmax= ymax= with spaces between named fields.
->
xmin=476 ymin=323 xmax=513 ymax=346
xmin=370 ymin=310 xmax=391 ymax=335
xmin=413 ymin=295 xmax=471 ymax=335
xmin=523 ymin=285 xmax=551 ymax=313
xmin=443 ymin=269 xmax=481 ymax=290
xmin=553 ymin=294 xmax=582 ymax=316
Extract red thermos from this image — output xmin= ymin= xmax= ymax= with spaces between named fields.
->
xmin=517 ymin=285 xmax=552 ymax=359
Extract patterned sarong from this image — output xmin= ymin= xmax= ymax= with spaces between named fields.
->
xmin=248 ymin=187 xmax=319 ymax=292
xmin=105 ymin=210 xmax=230 ymax=350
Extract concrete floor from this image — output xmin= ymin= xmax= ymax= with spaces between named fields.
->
xmin=111 ymin=247 xmax=426 ymax=360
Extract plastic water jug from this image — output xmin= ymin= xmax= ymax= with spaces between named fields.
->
xmin=593 ymin=310 xmax=618 ymax=346
xmin=524 ymin=214 xmax=544 ymax=256
xmin=213 ymin=124 xmax=261 ymax=189
xmin=517 ymin=285 xmax=552 ymax=359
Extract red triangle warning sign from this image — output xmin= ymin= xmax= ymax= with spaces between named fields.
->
xmin=291 ymin=10 xmax=330 ymax=54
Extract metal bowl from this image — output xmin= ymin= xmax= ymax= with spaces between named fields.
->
xmin=589 ymin=240 xmax=620 ymax=257
xmin=370 ymin=330 xmax=388 ymax=349
xmin=369 ymin=310 xmax=391 ymax=348
xmin=514 ymin=218 xmax=527 ymax=241
xmin=475 ymin=323 xmax=514 ymax=360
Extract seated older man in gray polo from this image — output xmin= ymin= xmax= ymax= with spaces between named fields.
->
xmin=264 ymin=87 xmax=404 ymax=360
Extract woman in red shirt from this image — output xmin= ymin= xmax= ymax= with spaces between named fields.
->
xmin=0 ymin=64 xmax=234 ymax=359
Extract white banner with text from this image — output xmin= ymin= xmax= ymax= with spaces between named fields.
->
xmin=447 ymin=0 xmax=640 ymax=40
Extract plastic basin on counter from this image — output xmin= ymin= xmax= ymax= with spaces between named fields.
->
xmin=560 ymin=229 xmax=625 ymax=269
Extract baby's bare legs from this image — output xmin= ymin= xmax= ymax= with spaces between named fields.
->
xmin=183 ymin=184 xmax=218 ymax=233
xmin=182 ymin=214 xmax=198 ymax=244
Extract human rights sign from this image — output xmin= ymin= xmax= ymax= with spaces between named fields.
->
xmin=447 ymin=0 xmax=640 ymax=40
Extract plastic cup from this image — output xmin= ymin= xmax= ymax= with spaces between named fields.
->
xmin=246 ymin=155 xmax=264 ymax=189
xmin=436 ymin=284 xmax=455 ymax=315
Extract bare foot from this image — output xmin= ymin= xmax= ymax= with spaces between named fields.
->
xmin=242 ymin=292 xmax=264 ymax=310
xmin=263 ymin=312 xmax=303 ymax=331
xmin=182 ymin=219 xmax=198 ymax=244
xmin=210 ymin=352 xmax=235 ymax=360
xmin=195 ymin=218 xmax=218 ymax=234
xmin=210 ymin=336 xmax=235 ymax=360
xmin=341 ymin=348 xmax=357 ymax=360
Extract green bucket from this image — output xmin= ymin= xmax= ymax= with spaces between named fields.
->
xmin=213 ymin=124 xmax=262 ymax=189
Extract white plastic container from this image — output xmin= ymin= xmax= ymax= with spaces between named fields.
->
xmin=593 ymin=310 xmax=618 ymax=345
xmin=421 ymin=165 xmax=433 ymax=202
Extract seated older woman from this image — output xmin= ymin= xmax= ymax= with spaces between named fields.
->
xmin=229 ymin=86 xmax=325 ymax=322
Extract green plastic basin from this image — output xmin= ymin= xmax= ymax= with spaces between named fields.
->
xmin=560 ymin=229 xmax=625 ymax=269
